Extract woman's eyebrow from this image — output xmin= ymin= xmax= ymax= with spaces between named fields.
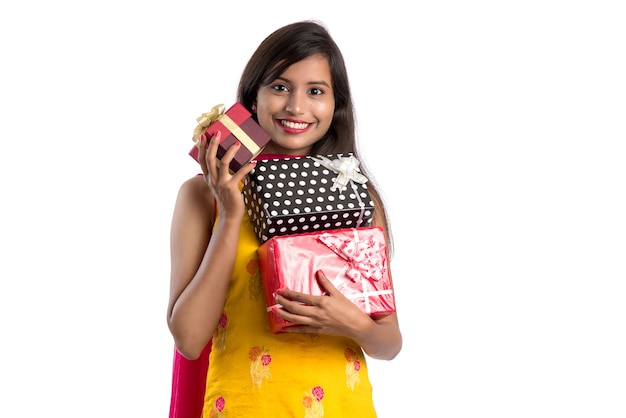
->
xmin=275 ymin=76 xmax=331 ymax=87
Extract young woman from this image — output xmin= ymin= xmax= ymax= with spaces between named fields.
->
xmin=168 ymin=20 xmax=402 ymax=417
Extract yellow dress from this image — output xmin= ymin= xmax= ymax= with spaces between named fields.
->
xmin=202 ymin=210 xmax=377 ymax=418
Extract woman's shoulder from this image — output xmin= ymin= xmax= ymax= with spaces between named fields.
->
xmin=178 ymin=173 xmax=207 ymax=193
xmin=175 ymin=174 xmax=216 ymax=218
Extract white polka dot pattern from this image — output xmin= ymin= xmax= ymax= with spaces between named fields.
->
xmin=242 ymin=154 xmax=375 ymax=243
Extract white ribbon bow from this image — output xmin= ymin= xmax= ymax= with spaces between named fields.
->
xmin=311 ymin=155 xmax=368 ymax=191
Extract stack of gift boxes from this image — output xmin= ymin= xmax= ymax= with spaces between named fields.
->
xmin=192 ymin=103 xmax=397 ymax=333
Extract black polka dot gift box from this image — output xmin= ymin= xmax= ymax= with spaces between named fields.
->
xmin=242 ymin=153 xmax=375 ymax=243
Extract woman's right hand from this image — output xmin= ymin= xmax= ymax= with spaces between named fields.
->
xmin=196 ymin=131 xmax=257 ymax=220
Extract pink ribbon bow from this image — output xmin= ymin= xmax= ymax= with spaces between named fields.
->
xmin=318 ymin=229 xmax=387 ymax=282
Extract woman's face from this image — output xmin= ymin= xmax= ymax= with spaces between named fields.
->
xmin=255 ymin=54 xmax=335 ymax=156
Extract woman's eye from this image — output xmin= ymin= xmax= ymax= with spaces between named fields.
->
xmin=272 ymin=84 xmax=289 ymax=92
xmin=310 ymin=87 xmax=324 ymax=95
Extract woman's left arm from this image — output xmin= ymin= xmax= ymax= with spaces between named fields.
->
xmin=275 ymin=269 xmax=402 ymax=360
xmin=351 ymin=309 xmax=402 ymax=360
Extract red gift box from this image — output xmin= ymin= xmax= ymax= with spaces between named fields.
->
xmin=189 ymin=103 xmax=271 ymax=172
xmin=257 ymin=226 xmax=396 ymax=333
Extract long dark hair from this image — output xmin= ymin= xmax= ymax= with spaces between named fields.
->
xmin=237 ymin=20 xmax=394 ymax=255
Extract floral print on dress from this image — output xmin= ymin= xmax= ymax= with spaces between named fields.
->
xmin=213 ymin=313 xmax=228 ymax=353
xmin=344 ymin=347 xmax=361 ymax=390
xmin=246 ymin=259 xmax=263 ymax=300
xmin=249 ymin=346 xmax=272 ymax=388
xmin=303 ymin=386 xmax=324 ymax=417
xmin=208 ymin=396 xmax=225 ymax=418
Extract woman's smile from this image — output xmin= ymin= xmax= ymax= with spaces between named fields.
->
xmin=255 ymin=53 xmax=335 ymax=156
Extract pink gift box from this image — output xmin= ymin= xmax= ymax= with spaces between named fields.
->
xmin=258 ymin=226 xmax=396 ymax=333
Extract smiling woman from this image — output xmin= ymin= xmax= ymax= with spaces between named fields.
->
xmin=2 ymin=1 xmax=623 ymax=418
xmin=254 ymin=54 xmax=335 ymax=155
xmin=166 ymin=20 xmax=402 ymax=417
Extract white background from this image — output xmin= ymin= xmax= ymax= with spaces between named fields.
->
xmin=1 ymin=1 xmax=625 ymax=417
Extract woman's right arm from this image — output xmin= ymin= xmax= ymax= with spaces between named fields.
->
xmin=167 ymin=135 xmax=254 ymax=360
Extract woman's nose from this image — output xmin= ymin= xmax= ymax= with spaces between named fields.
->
xmin=285 ymin=92 xmax=306 ymax=115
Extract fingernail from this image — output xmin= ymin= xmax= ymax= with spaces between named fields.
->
xmin=276 ymin=288 xmax=283 ymax=295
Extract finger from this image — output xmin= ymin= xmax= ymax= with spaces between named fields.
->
xmin=218 ymin=140 xmax=241 ymax=175
xmin=315 ymin=270 xmax=340 ymax=296
xmin=273 ymin=304 xmax=311 ymax=325
xmin=205 ymin=131 xmax=221 ymax=181
xmin=196 ymin=133 xmax=209 ymax=175
xmin=276 ymin=288 xmax=313 ymax=306
xmin=275 ymin=294 xmax=311 ymax=315
xmin=231 ymin=159 xmax=257 ymax=184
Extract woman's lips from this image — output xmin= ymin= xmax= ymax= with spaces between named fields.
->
xmin=276 ymin=119 xmax=312 ymax=134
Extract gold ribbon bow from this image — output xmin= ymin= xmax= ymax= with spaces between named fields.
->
xmin=191 ymin=103 xmax=261 ymax=157
xmin=192 ymin=103 xmax=226 ymax=145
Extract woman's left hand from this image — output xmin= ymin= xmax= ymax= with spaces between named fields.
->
xmin=273 ymin=270 xmax=372 ymax=337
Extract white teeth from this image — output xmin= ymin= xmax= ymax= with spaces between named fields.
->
xmin=281 ymin=120 xmax=309 ymax=129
